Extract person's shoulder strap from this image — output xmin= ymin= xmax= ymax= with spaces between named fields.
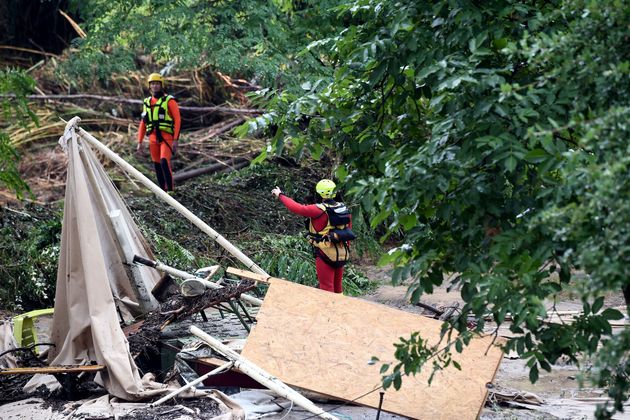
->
xmin=313 ymin=203 xmax=327 ymax=220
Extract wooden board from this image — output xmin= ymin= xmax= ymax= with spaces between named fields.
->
xmin=241 ymin=279 xmax=503 ymax=420
xmin=226 ymin=267 xmax=272 ymax=283
xmin=0 ymin=365 xmax=105 ymax=375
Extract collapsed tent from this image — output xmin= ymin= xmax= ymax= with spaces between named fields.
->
xmin=39 ymin=117 xmax=254 ymax=404
xmin=44 ymin=119 xmax=166 ymax=398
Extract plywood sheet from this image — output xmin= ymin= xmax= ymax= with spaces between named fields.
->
xmin=241 ymin=279 xmax=503 ymax=420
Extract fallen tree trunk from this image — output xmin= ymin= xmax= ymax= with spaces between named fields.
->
xmin=174 ymin=158 xmax=250 ymax=183
xmin=193 ymin=118 xmax=246 ymax=142
xmin=1 ymin=94 xmax=263 ymax=115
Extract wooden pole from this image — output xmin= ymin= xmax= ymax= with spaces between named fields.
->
xmin=190 ymin=326 xmax=339 ymax=420
xmin=62 ymin=117 xmax=267 ymax=276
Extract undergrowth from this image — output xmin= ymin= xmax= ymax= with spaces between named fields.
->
xmin=248 ymin=234 xmax=377 ymax=296
xmin=141 ymin=226 xmax=221 ymax=274
xmin=0 ymin=207 xmax=61 ymax=311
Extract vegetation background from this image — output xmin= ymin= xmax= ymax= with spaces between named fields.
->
xmin=0 ymin=1 xmax=628 ymax=418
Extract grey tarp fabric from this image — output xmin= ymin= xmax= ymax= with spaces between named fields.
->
xmin=46 ymin=121 xmax=161 ymax=400
xmin=0 ymin=321 xmax=19 ymax=368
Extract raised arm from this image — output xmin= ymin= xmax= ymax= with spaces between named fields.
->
xmin=278 ymin=194 xmax=324 ymax=218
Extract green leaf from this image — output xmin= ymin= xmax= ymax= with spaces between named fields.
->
xmin=601 ymin=308 xmax=624 ymax=321
xmin=524 ymin=149 xmax=547 ymax=163
xmin=505 ymin=156 xmax=517 ymax=172
xmin=393 ymin=373 xmax=402 ymax=390
xmin=591 ymin=297 xmax=604 ymax=314
xmin=529 ymin=364 xmax=539 ymax=383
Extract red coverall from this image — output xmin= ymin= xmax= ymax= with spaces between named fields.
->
xmin=279 ymin=194 xmax=351 ymax=293
xmin=137 ymin=96 xmax=181 ymax=191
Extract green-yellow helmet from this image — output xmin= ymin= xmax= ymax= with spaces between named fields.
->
xmin=316 ymin=179 xmax=336 ymax=198
xmin=147 ymin=73 xmax=164 ymax=86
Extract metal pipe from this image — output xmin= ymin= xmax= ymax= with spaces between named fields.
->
xmin=150 ymin=361 xmax=234 ymax=407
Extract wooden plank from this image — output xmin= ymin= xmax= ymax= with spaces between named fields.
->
xmin=226 ymin=267 xmax=272 ymax=284
xmin=0 ymin=365 xmax=105 ymax=375
xmin=241 ymin=279 xmax=504 ymax=420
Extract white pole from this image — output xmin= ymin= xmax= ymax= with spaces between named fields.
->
xmin=65 ymin=118 xmax=267 ymax=275
xmin=150 ymin=361 xmax=234 ymax=407
xmin=190 ymin=326 xmax=339 ymax=420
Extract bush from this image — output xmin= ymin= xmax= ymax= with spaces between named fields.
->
xmin=0 ymin=207 xmax=61 ymax=311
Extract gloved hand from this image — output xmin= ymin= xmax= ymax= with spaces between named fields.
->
xmin=271 ymin=186 xmax=282 ymax=198
xmin=135 ymin=142 xmax=144 ymax=156
xmin=172 ymin=141 xmax=178 ymax=156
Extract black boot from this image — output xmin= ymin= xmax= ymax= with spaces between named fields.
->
xmin=161 ymin=158 xmax=174 ymax=191
xmin=154 ymin=162 xmax=166 ymax=190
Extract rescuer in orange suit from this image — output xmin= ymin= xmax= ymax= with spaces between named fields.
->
xmin=136 ymin=73 xmax=181 ymax=192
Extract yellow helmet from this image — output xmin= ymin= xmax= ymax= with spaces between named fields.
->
xmin=147 ymin=73 xmax=164 ymax=86
xmin=316 ymin=179 xmax=336 ymax=199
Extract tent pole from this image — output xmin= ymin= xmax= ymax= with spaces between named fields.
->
xmin=66 ymin=118 xmax=267 ymax=275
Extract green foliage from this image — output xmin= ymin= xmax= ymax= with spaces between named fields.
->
xmin=348 ymin=205 xmax=382 ymax=260
xmin=251 ymin=234 xmax=376 ymax=296
xmin=142 ymin=227 xmax=217 ymax=273
xmin=0 ymin=209 xmax=62 ymax=310
xmin=254 ymin=0 xmax=630 ymax=416
xmin=375 ymin=331 xmax=463 ymax=391
xmin=0 ymin=68 xmax=36 ymax=199
xmin=63 ymin=0 xmax=343 ymax=87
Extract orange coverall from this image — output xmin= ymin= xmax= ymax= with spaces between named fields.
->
xmin=137 ymin=96 xmax=181 ymax=191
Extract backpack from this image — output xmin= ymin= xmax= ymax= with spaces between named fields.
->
xmin=308 ymin=202 xmax=356 ymax=266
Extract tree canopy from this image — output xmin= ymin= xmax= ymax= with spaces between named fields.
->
xmin=249 ymin=0 xmax=629 ymax=417
xmin=60 ymin=0 xmax=345 ymax=88
xmin=0 ymin=68 xmax=34 ymax=198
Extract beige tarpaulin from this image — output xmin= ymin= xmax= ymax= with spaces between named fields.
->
xmin=44 ymin=121 xmax=161 ymax=399
xmin=0 ymin=321 xmax=19 ymax=368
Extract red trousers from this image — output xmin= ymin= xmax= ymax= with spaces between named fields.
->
xmin=315 ymin=257 xmax=343 ymax=293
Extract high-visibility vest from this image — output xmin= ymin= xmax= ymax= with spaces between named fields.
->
xmin=142 ymin=95 xmax=175 ymax=134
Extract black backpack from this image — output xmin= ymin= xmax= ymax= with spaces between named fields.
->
xmin=323 ymin=203 xmax=356 ymax=243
